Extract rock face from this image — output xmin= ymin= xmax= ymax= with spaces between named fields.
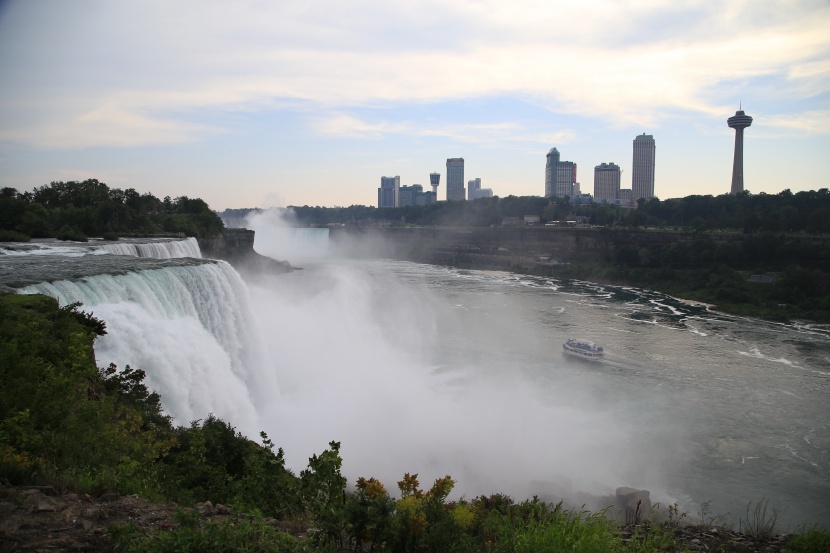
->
xmin=615 ymin=486 xmax=652 ymax=523
xmin=198 ymin=228 xmax=293 ymax=277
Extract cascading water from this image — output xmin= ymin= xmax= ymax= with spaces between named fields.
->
xmin=8 ymin=237 xmax=271 ymax=435
xmin=0 ymin=237 xmax=202 ymax=259
xmin=228 ymin=208 xmax=330 ymax=265
xmin=18 ymin=262 xmax=272 ymax=435
xmin=95 ymin=237 xmax=202 ymax=258
xmin=250 ymin=227 xmax=330 ymax=265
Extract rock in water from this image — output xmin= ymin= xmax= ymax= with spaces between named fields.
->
xmin=615 ymin=487 xmax=651 ymax=523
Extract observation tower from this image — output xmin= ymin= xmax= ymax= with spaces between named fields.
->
xmin=727 ymin=108 xmax=753 ymax=195
xmin=430 ymin=172 xmax=440 ymax=198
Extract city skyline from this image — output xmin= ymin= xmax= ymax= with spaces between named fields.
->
xmin=0 ymin=1 xmax=828 ymax=210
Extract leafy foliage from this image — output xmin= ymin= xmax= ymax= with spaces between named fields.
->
xmin=0 ymin=294 xmax=297 ymax=513
xmin=787 ymin=524 xmax=830 ymax=553
xmin=1 ymin=180 xmax=224 ymax=240
xmin=110 ymin=513 xmax=306 ymax=553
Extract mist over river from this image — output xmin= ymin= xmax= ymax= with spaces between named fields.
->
xmin=5 ymin=235 xmax=828 ymax=530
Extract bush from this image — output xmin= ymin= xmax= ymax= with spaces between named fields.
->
xmin=0 ymin=296 xmax=170 ymax=494
xmin=787 ymin=524 xmax=830 ymax=553
xmin=56 ymin=224 xmax=88 ymax=242
xmin=109 ymin=513 xmax=305 ymax=553
xmin=0 ymin=229 xmax=30 ymax=242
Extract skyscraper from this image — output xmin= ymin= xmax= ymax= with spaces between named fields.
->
xmin=545 ymin=147 xmax=577 ymax=197
xmin=555 ymin=162 xmax=577 ymax=197
xmin=632 ymin=134 xmax=656 ymax=200
xmin=377 ymin=175 xmax=399 ymax=208
xmin=446 ymin=158 xmax=465 ymax=201
xmin=545 ymin=148 xmax=560 ymax=197
xmin=728 ymin=109 xmax=753 ymax=195
xmin=467 ymin=177 xmax=481 ymax=200
xmin=594 ymin=163 xmax=621 ymax=201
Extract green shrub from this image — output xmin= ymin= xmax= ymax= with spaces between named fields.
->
xmin=109 ymin=514 xmax=305 ymax=553
xmin=0 ymin=229 xmax=30 ymax=242
xmin=0 ymin=295 xmax=171 ymax=494
xmin=787 ymin=524 xmax=830 ymax=553
xmin=56 ymin=224 xmax=88 ymax=241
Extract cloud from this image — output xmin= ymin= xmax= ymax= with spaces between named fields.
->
xmin=0 ymin=102 xmax=223 ymax=149
xmin=313 ymin=113 xmax=411 ymax=140
xmin=757 ymin=110 xmax=830 ymax=136
xmin=0 ymin=0 xmax=828 ymax=148
xmin=313 ymin=112 xmax=577 ymax=146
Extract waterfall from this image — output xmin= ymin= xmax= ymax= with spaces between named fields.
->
xmin=18 ymin=261 xmax=273 ymax=434
xmin=95 ymin=237 xmax=202 ymax=259
xmin=249 ymin=226 xmax=330 ymax=265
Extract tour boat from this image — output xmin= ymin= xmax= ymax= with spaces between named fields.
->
xmin=562 ymin=338 xmax=604 ymax=359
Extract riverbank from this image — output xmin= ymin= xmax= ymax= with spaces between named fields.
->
xmin=2 ymin=484 xmax=821 ymax=552
xmin=329 ymin=225 xmax=830 ymax=324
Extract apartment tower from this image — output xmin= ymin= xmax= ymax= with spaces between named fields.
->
xmin=377 ymin=175 xmax=399 ymax=208
xmin=446 ymin=158 xmax=465 ymax=201
xmin=632 ymin=134 xmax=656 ymax=200
xmin=545 ymin=147 xmax=577 ymax=197
xmin=594 ymin=163 xmax=621 ymax=201
xmin=467 ymin=177 xmax=481 ymax=201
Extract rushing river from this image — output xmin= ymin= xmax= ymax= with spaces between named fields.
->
xmin=4 ymin=236 xmax=828 ymax=530
xmin=262 ymin=258 xmax=830 ymax=530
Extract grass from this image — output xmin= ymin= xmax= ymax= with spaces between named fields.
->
xmin=109 ymin=512 xmax=306 ymax=553
xmin=739 ymin=498 xmax=782 ymax=539
xmin=787 ymin=524 xmax=830 ymax=553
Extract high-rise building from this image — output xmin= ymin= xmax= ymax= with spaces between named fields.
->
xmin=555 ymin=162 xmax=577 ymax=197
xmin=472 ymin=188 xmax=493 ymax=199
xmin=416 ymin=191 xmax=437 ymax=206
xmin=467 ymin=178 xmax=481 ymax=200
xmin=545 ymin=147 xmax=577 ymax=197
xmin=728 ymin=109 xmax=753 ymax=195
xmin=377 ymin=175 xmax=399 ymax=208
xmin=594 ymin=163 xmax=621 ymax=201
xmin=430 ymin=172 xmax=441 ymax=199
xmin=398 ymin=184 xmax=421 ymax=207
xmin=446 ymin=158 xmax=465 ymax=201
xmin=545 ymin=148 xmax=559 ymax=197
xmin=632 ymin=134 xmax=656 ymax=200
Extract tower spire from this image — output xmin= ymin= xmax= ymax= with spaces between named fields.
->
xmin=727 ymin=109 xmax=753 ymax=194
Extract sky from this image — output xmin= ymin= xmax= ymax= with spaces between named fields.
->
xmin=0 ymin=0 xmax=828 ymax=210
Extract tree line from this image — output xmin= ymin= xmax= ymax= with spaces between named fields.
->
xmin=223 ymin=188 xmax=830 ymax=234
xmin=0 ymin=179 xmax=224 ymax=241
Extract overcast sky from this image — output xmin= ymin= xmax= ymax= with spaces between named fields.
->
xmin=1 ymin=0 xmax=828 ymax=209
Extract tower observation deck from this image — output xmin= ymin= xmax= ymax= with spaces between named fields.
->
xmin=728 ymin=109 xmax=752 ymax=195
xmin=430 ymin=172 xmax=440 ymax=198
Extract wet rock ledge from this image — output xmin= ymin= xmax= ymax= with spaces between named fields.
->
xmin=197 ymin=228 xmax=293 ymax=277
